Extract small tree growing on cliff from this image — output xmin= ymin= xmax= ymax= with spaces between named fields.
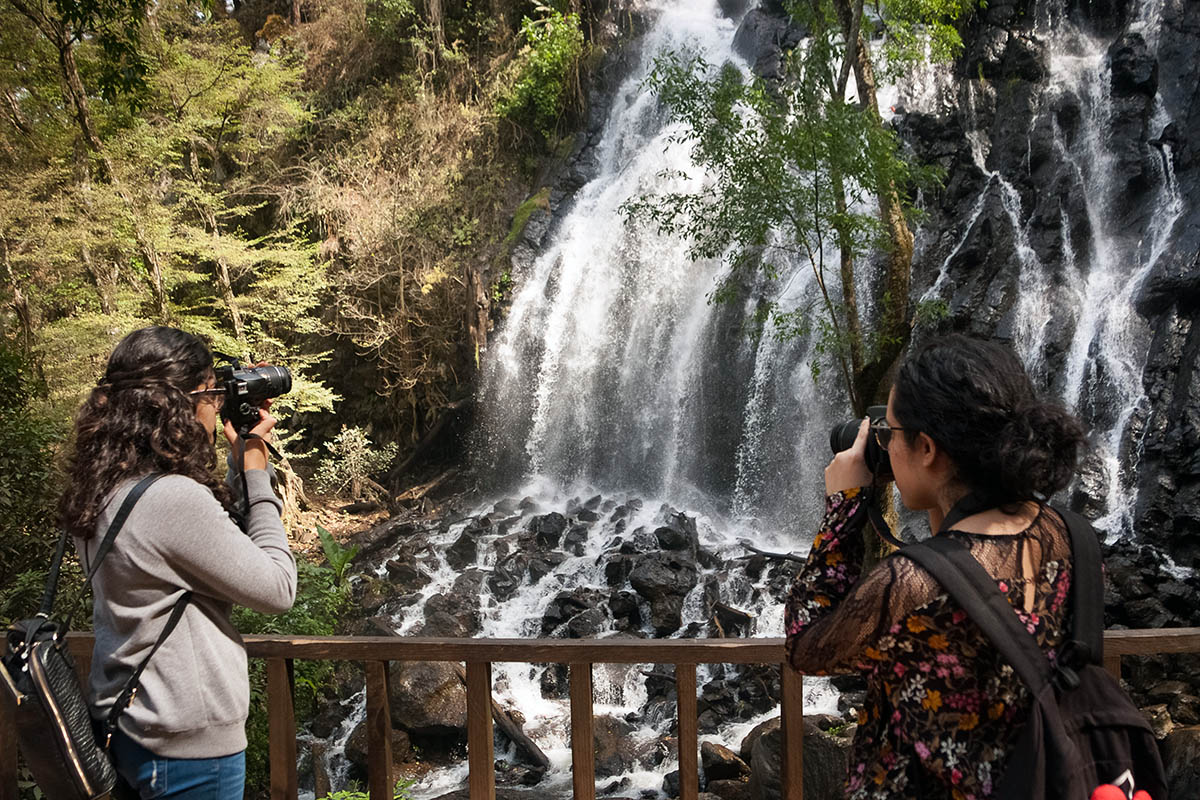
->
xmin=625 ymin=0 xmax=976 ymax=414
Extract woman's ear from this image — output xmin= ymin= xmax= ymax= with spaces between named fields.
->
xmin=916 ymin=431 xmax=940 ymax=468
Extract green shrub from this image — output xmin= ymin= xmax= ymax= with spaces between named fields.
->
xmin=494 ymin=9 xmax=584 ymax=137
xmin=313 ymin=426 xmax=398 ymax=500
xmin=317 ymin=778 xmax=415 ymax=799
xmin=234 ymin=557 xmax=351 ymax=796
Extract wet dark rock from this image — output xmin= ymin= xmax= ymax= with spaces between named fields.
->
xmin=747 ymin=716 xmax=852 ymax=800
xmin=541 ymin=588 xmax=603 ymax=636
xmin=528 ymin=551 xmax=567 ymax=582
xmin=490 ymin=551 xmax=531 ymax=601
xmin=629 ymin=552 xmax=699 ymax=635
xmin=594 ymin=715 xmax=642 ymax=776
xmin=706 ymin=778 xmax=753 ymax=800
xmin=531 ymin=512 xmax=569 ymax=547
xmin=423 ymin=570 xmax=485 ymax=635
xmin=610 ymin=589 xmax=642 ymax=629
xmin=702 ymin=742 xmax=750 ymax=782
xmin=345 ymin=720 xmax=412 ymax=772
xmin=731 ymin=7 xmax=804 ymax=80
xmin=518 ymin=496 xmax=539 ymax=512
xmin=1163 ymin=725 xmax=1200 ymax=799
xmin=564 ymin=523 xmax=590 ymax=555
xmin=388 ymin=661 xmax=468 ymax=736
xmin=1109 ymin=32 xmax=1159 ymax=97
xmin=356 ymin=575 xmax=403 ymax=613
xmin=447 ymin=530 xmax=480 ymax=570
xmin=383 ymin=559 xmax=432 ymax=594
xmin=585 ymin=494 xmax=603 ymax=509
xmin=495 ymin=761 xmax=546 ymax=787
xmin=577 ymin=508 xmax=601 ymax=523
xmin=351 ymin=516 xmax=428 ymax=559
xmin=568 ymin=607 xmax=609 ymax=638
xmin=493 ymin=498 xmax=518 ymax=516
xmin=610 ymin=505 xmax=630 ymax=521
xmin=605 ymin=554 xmax=635 ymax=586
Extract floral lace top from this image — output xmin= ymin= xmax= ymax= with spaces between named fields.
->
xmin=784 ymin=489 xmax=1074 ymax=800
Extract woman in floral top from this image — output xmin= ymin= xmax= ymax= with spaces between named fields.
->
xmin=785 ymin=335 xmax=1088 ymax=800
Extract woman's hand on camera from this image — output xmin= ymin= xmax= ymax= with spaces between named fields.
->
xmin=825 ymin=418 xmax=873 ymax=496
xmin=223 ymin=399 xmax=277 ymax=472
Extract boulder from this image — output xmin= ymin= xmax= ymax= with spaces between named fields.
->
xmin=446 ymin=530 xmax=479 ymax=570
xmin=702 ymin=741 xmax=751 ymax=781
xmin=707 ymin=778 xmax=753 ymax=800
xmin=563 ymin=523 xmax=590 ymax=556
xmin=1163 ymin=725 xmax=1200 ymax=800
xmin=541 ymin=589 xmax=602 ymax=636
xmin=567 ymin=607 xmax=608 ymax=638
xmin=388 ymin=662 xmax=468 ymax=736
xmin=384 ymin=559 xmax=431 ymax=593
xmin=489 ymin=551 xmax=530 ymax=601
xmin=344 ymin=719 xmax=412 ymax=771
xmin=593 ymin=714 xmax=641 ymax=776
xmin=530 ymin=512 xmax=569 ymax=547
xmin=629 ymin=552 xmax=699 ymax=634
xmin=747 ymin=716 xmax=852 ymax=800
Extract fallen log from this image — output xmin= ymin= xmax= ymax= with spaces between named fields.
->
xmin=737 ymin=539 xmax=805 ymax=563
xmin=452 ymin=665 xmax=551 ymax=770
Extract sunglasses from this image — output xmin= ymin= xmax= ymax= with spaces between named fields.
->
xmin=870 ymin=421 xmax=907 ymax=451
xmin=189 ymin=388 xmax=226 ymax=409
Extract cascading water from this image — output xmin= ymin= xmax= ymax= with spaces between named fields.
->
xmin=919 ymin=0 xmax=1184 ymax=540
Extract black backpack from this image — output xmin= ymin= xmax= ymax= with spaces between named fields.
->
xmin=899 ymin=501 xmax=1167 ymax=800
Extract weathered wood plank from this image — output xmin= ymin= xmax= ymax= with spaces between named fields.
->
xmin=675 ymin=664 xmax=698 ymax=800
xmin=267 ymin=658 xmax=298 ymax=800
xmin=570 ymin=663 xmax=595 ymax=800
xmin=780 ymin=665 xmax=804 ymax=800
xmin=1104 ymin=628 xmax=1200 ymax=655
xmin=1104 ymin=654 xmax=1121 ymax=682
xmin=0 ymin=685 xmax=17 ymax=800
xmin=60 ymin=629 xmax=1200 ymax=665
xmin=366 ymin=661 xmax=394 ymax=800
xmin=466 ymin=662 xmax=495 ymax=800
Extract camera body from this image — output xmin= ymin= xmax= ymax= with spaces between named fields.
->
xmin=829 ymin=404 xmax=892 ymax=481
xmin=215 ymin=363 xmax=292 ymax=434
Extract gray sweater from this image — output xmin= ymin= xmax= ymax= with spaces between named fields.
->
xmin=78 ymin=470 xmax=297 ymax=758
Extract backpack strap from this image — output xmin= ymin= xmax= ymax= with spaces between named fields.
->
xmin=1053 ymin=505 xmax=1105 ymax=668
xmin=897 ymin=536 xmax=1054 ymax=695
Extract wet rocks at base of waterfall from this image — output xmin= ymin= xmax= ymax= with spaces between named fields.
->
xmin=388 ymin=661 xmax=469 ymax=739
xmin=629 ymin=551 xmax=700 ymax=635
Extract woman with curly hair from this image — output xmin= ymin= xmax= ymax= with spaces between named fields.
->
xmin=785 ymin=334 xmax=1089 ymax=800
xmin=60 ymin=326 xmax=296 ymax=799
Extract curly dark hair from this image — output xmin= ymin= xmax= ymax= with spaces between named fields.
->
xmin=892 ymin=334 xmax=1088 ymax=503
xmin=59 ymin=326 xmax=234 ymax=539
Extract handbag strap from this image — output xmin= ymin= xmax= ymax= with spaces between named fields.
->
xmin=102 ymin=590 xmax=192 ymax=747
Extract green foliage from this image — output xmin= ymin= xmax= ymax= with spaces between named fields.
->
xmin=0 ymin=342 xmax=69 ymax=624
xmin=494 ymin=8 xmax=584 ymax=137
xmin=234 ymin=557 xmax=351 ymax=795
xmin=317 ymin=778 xmax=415 ymax=799
xmin=53 ymin=0 xmax=152 ymax=105
xmin=317 ymin=524 xmax=359 ymax=585
xmin=313 ymin=426 xmax=398 ymax=499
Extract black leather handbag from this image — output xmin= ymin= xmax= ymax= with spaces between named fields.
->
xmin=1 ymin=474 xmax=190 ymax=800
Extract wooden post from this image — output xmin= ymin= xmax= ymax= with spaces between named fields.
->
xmin=267 ymin=658 xmax=298 ymax=800
xmin=675 ymin=664 xmax=698 ymax=800
xmin=1104 ymin=653 xmax=1121 ymax=682
xmin=780 ymin=666 xmax=804 ymax=800
xmin=569 ymin=663 xmax=595 ymax=800
xmin=0 ymin=685 xmax=17 ymax=800
xmin=366 ymin=661 xmax=393 ymax=800
xmin=466 ymin=662 xmax=495 ymax=800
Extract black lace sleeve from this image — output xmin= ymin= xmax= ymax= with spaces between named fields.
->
xmin=784 ymin=491 xmax=942 ymax=674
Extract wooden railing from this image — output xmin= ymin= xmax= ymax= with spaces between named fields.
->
xmin=3 ymin=629 xmax=1200 ymax=800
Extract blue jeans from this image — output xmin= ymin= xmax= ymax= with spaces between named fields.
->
xmin=111 ymin=731 xmax=246 ymax=799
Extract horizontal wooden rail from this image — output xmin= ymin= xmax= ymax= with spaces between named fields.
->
xmin=2 ymin=629 xmax=1196 ymax=800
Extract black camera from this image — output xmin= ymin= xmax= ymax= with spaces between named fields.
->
xmin=215 ymin=362 xmax=292 ymax=434
xmin=829 ymin=404 xmax=892 ymax=481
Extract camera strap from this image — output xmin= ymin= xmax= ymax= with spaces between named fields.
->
xmin=231 ymin=431 xmax=281 ymax=532
xmin=862 ymin=486 xmax=907 ymax=549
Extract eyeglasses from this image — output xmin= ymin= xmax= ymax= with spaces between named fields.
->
xmin=871 ymin=421 xmax=906 ymax=451
xmin=189 ymin=388 xmax=225 ymax=409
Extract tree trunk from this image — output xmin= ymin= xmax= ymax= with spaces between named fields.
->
xmin=465 ymin=260 xmax=489 ymax=371
xmin=1 ymin=235 xmax=36 ymax=357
